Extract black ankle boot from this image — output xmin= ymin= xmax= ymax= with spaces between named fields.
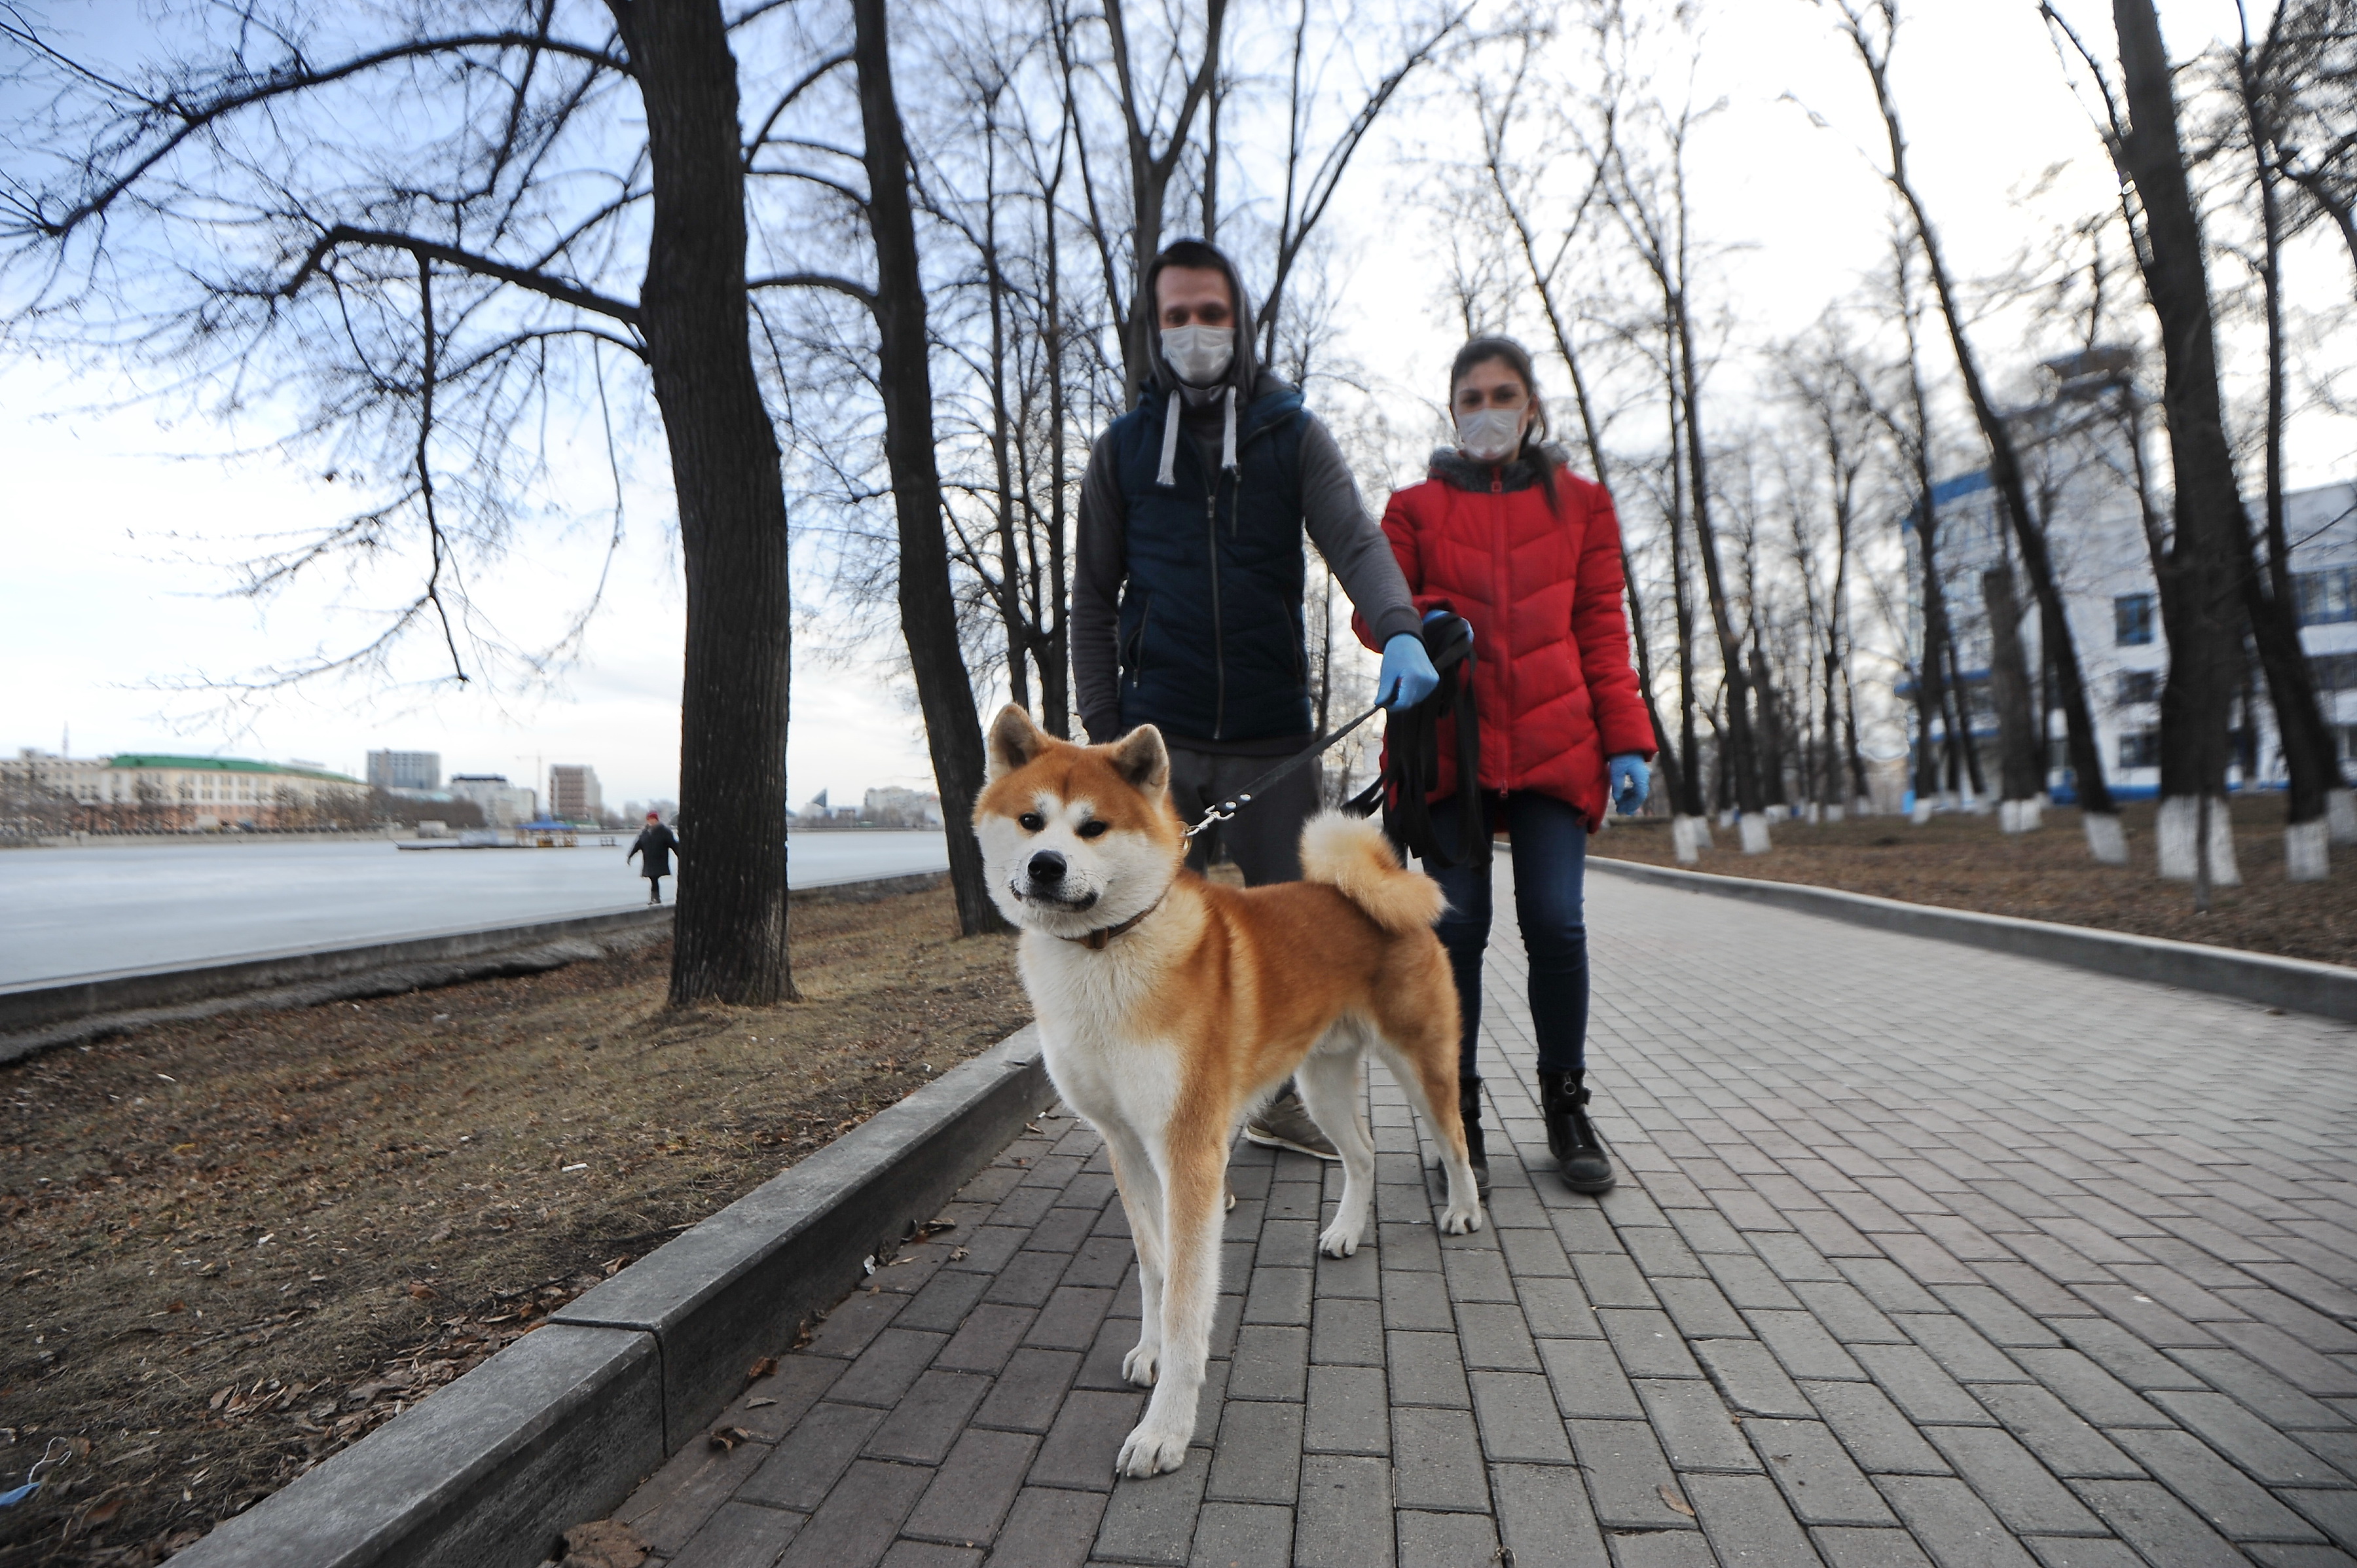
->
xmin=1538 ymin=1070 xmax=1615 ymax=1194
xmin=1457 ymin=1078 xmax=1491 ymax=1197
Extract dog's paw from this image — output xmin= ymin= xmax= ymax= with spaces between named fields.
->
xmin=1440 ymin=1201 xmax=1485 ymax=1236
xmin=1115 ymin=1419 xmax=1193 ymax=1478
xmin=1317 ymin=1218 xmax=1364 ymax=1258
xmin=1122 ymin=1341 xmax=1161 ymax=1387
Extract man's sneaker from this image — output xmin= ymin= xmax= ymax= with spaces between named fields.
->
xmin=1244 ymin=1087 xmax=1340 ymax=1160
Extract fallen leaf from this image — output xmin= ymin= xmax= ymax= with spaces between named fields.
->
xmin=558 ymin=1518 xmax=649 ymax=1568
xmin=404 ymin=1281 xmax=439 ymax=1301
xmin=948 ymin=1247 xmax=969 ymax=1262
xmin=1658 ymin=1484 xmax=1695 ymax=1518
xmin=81 ymin=1495 xmax=126 ymax=1526
xmin=746 ymin=1397 xmax=777 ymax=1409
xmin=706 ymin=1426 xmax=756 ymax=1452
xmin=746 ymin=1356 xmax=777 ymax=1382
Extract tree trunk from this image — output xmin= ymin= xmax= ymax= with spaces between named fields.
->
xmin=1910 ymin=498 xmax=1957 ymax=815
xmin=852 ymin=0 xmax=1003 ymax=935
xmin=1040 ymin=158 xmax=1074 ymax=740
xmin=1984 ymin=566 xmax=2044 ymax=809
xmin=2115 ymin=0 xmax=2245 ymax=888
xmin=629 ymin=0 xmax=795 ymax=1008
xmin=1675 ymin=291 xmax=1763 ymax=818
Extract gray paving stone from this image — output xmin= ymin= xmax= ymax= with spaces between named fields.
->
xmin=1311 ymin=1296 xmax=1384 ymax=1366
xmin=1622 ymin=1226 xmax=1708 ymax=1278
xmin=1378 ymin=1222 xmax=1444 ymax=1273
xmin=1314 ymin=1243 xmax=1382 ymax=1302
xmin=1501 ymin=1225 xmax=1578 ymax=1277
xmin=2277 ymin=1489 xmax=2357 ymax=1555
xmin=1186 ymin=1501 xmax=1293 ymax=1568
xmin=1490 ymin=1461 xmax=1611 ymax=1567
xmin=869 ymin=1370 xmax=992 ymax=1465
xmin=1242 ymin=1267 xmax=1311 ymax=1327
xmin=1387 ymin=1328 xmax=1472 ymax=1410
xmin=1539 ymin=1335 xmax=1643 ymax=1421
xmin=2017 ymin=1539 xmax=2146 ymax=1568
xmin=742 ymin=1403 xmax=886 ymax=1511
xmin=1229 ymin=1325 xmax=1308 ymax=1403
xmin=1031 ymin=1389 xmax=1145 ymax=1491
xmin=834 ymin=1328 xmax=953 ymax=1408
xmin=777 ymin=1457 xmax=930 ymax=1568
xmin=1876 ymin=1475 xmax=2043 ymax=1568
xmin=1919 ymin=1425 xmax=2106 ymax=1537
xmin=905 ymin=1428 xmax=1038 ymax=1547
xmin=1852 ymin=1342 xmax=1992 ymax=1426
xmin=2168 ymin=1347 xmax=2354 ymax=1429
xmin=986 ymin=1486 xmax=1106 ymax=1568
xmin=1443 ymin=1242 xmax=1518 ymax=1304
xmin=1569 ymin=1418 xmax=1694 ymax=1530
xmin=2108 ymin=1427 xmax=2328 ymax=1542
xmin=2007 ymin=1349 xmax=2172 ymax=1430
xmin=1292 ymin=1454 xmax=1396 ymax=1568
xmin=2212 ymin=1321 xmax=2357 ymax=1397
xmin=1094 ymin=1463 xmax=1209 ymax=1567
xmin=1744 ymin=1417 xmax=1897 ymax=1526
xmin=669 ymin=1500 xmax=804 ymax=1568
xmin=1968 ymin=1383 xmax=2143 ymax=1479
xmin=1601 ymin=1531 xmax=1719 ymax=1568
xmin=1811 ymin=1525 xmax=1934 ymax=1567
xmin=1390 ymin=1406 xmax=1491 ymax=1512
xmin=1029 ymin=1287 xmax=1118 ymax=1354
xmin=1599 ymin=1308 xmax=1703 ymax=1378
xmin=1473 ymin=1370 xmax=1577 ymax=1463
xmin=1395 ymin=1508 xmax=1500 ymax=1567
xmin=1752 ymin=1231 xmax=1844 ymax=1284
xmin=1933 ymin=1285 xmax=2064 ymax=1348
xmin=1750 ymin=1309 xmax=1868 ymax=1381
xmin=900 ymin=1271 xmax=996 ymax=1334
xmin=1456 ymin=1300 xmax=1543 ymax=1371
xmin=1635 ymin=1377 xmax=1757 ymax=1472
xmin=1573 ymin=1252 xmax=1660 ymax=1309
xmin=1654 ymin=1274 xmax=1753 ymax=1340
xmin=1306 ymin=1364 xmax=1390 ymax=1455
xmin=1380 ymin=1269 xmax=1455 ymax=1332
xmin=2067 ymin=1478 xmax=2249 ymax=1567
xmin=1836 ymin=1258 xmax=1945 ymax=1315
xmin=1205 ymin=1402 xmax=1303 ymax=1505
xmin=1802 ymin=1381 xmax=1952 ymax=1476
xmin=976 ymin=1349 xmax=1084 ymax=1434
xmin=1696 ymin=1338 xmax=1814 ymax=1419
xmin=2145 ymin=1390 xmax=2348 ymax=1487
xmin=1900 ymin=1313 xmax=2028 ymax=1384
xmin=1686 ymin=1470 xmax=1823 ymax=1566
xmin=1519 ymin=1275 xmax=1605 ymax=1338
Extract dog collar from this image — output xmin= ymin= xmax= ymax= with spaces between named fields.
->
xmin=1063 ymin=896 xmax=1163 ymax=951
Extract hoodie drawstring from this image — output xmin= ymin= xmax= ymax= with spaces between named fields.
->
xmin=1222 ymin=386 xmax=1239 ymax=476
xmin=1156 ymin=392 xmax=1183 ymax=488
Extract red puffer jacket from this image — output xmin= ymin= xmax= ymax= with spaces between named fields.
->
xmin=1355 ymin=452 xmax=1655 ymax=828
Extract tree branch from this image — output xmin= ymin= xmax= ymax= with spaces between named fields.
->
xmin=285 ymin=225 xmax=642 ymax=325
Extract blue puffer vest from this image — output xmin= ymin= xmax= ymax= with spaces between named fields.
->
xmin=1111 ymin=383 xmax=1312 ymax=743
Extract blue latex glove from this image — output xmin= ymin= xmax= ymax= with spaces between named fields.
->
xmin=1379 ymin=632 xmax=1440 ymax=709
xmin=1608 ymin=754 xmax=1650 ymax=816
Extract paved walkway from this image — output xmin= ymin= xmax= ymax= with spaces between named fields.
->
xmin=610 ymin=871 xmax=2357 ymax=1567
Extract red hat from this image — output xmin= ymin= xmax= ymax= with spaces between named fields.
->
xmin=646 ymin=811 xmax=659 ymax=820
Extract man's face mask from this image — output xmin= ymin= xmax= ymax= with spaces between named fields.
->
xmin=1456 ymin=407 xmax=1525 ymax=463
xmin=1161 ymin=325 xmax=1235 ymax=387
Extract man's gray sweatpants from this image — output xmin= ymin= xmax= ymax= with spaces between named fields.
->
xmin=1168 ymin=743 xmax=1323 ymax=885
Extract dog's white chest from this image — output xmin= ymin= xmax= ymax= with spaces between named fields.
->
xmin=1019 ymin=934 xmax=1183 ymax=1140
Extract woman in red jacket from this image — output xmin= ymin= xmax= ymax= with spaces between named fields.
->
xmin=1369 ymin=337 xmax=1655 ymax=1195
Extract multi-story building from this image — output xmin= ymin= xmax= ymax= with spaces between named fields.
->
xmin=366 ymin=749 xmax=441 ymax=792
xmin=447 ymin=773 xmax=539 ymax=828
xmin=3 ymin=751 xmax=371 ymax=832
xmin=1908 ymin=348 xmax=2356 ymax=803
xmin=862 ymin=786 xmax=945 ymax=828
xmin=549 ymin=764 xmax=602 ymax=822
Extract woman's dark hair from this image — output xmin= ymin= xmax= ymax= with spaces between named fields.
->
xmin=1450 ymin=335 xmax=1558 ymax=511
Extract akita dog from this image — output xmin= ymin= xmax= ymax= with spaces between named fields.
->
xmin=976 ymin=705 xmax=1484 ymax=1477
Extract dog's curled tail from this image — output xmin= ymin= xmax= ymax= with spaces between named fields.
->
xmin=1300 ymin=812 xmax=1444 ymax=934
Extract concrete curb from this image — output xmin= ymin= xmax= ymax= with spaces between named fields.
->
xmin=172 ymin=1022 xmax=1053 ymax=1568
xmin=1588 ymin=855 xmax=2357 ymax=1024
xmin=0 ymin=869 xmax=951 ymax=1063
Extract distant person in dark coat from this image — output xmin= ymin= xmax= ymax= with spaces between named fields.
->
xmin=627 ymin=812 xmax=679 ymax=905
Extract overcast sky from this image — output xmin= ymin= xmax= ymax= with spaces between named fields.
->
xmin=1 ymin=0 xmax=2339 ymax=807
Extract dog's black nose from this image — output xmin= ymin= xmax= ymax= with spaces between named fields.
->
xmin=1029 ymin=850 xmax=1067 ymax=884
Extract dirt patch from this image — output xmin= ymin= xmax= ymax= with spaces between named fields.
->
xmin=0 ymin=888 xmax=1025 ymax=1566
xmin=1596 ymin=795 xmax=2357 ymax=966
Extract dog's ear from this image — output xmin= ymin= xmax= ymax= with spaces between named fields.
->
xmin=1106 ymin=724 xmax=1169 ymax=795
xmin=987 ymin=704 xmax=1047 ymax=780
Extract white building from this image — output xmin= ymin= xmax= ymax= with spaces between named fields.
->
xmin=1909 ymin=349 xmax=2356 ymax=802
xmin=448 ymin=773 xmax=539 ymax=828
xmin=4 ymin=750 xmax=371 ymax=831
xmin=366 ymin=749 xmax=441 ymax=791
xmin=862 ymin=786 xmax=945 ymax=828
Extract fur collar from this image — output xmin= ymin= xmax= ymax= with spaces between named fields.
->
xmin=1427 ymin=443 xmax=1570 ymax=494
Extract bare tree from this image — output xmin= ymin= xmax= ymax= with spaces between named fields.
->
xmin=2 ymin=1 xmax=809 ymax=1003
xmin=1823 ymin=0 xmax=2125 ymax=864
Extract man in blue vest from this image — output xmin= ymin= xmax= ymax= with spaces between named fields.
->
xmin=1072 ymin=238 xmax=1439 ymax=1159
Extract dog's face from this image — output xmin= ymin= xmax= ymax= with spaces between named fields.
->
xmin=974 ymin=706 xmax=1183 ymax=938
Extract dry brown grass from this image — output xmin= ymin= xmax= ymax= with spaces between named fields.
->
xmin=0 ymin=888 xmax=1026 ymax=1566
xmin=1597 ymin=795 xmax=2357 ymax=966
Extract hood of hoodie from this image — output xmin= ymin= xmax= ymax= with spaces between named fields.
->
xmin=1142 ymin=241 xmax=1260 ymax=405
xmin=1428 ymin=442 xmax=1571 ymax=494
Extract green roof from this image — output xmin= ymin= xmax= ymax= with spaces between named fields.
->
xmin=105 ymin=755 xmax=365 ymax=785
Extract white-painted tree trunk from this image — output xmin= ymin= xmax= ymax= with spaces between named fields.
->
xmin=1910 ymin=798 xmax=1933 ymax=825
xmin=1825 ymin=803 xmax=1846 ymax=823
xmin=1672 ymin=815 xmax=1708 ymax=865
xmin=2285 ymin=819 xmax=2330 ymax=882
xmin=1718 ymin=809 xmax=1738 ymax=830
xmin=1740 ymin=814 xmax=1772 ymax=854
xmin=2156 ymin=795 xmax=2240 ymax=884
xmin=2083 ymin=812 xmax=2128 ymax=866
xmin=2330 ymin=788 xmax=2357 ymax=845
xmin=1998 ymin=798 xmax=2043 ymax=833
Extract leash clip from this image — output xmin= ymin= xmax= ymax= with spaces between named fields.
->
xmin=1182 ymin=792 xmax=1251 ymax=841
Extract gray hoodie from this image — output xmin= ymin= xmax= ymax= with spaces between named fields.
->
xmin=1072 ymin=243 xmax=1421 ymax=749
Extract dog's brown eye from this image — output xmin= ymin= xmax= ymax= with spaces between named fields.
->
xmin=1019 ymin=812 xmax=1044 ymax=832
xmin=1078 ymin=820 xmax=1108 ymax=839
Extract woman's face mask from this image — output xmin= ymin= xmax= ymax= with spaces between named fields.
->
xmin=1161 ymin=325 xmax=1235 ymax=387
xmin=1455 ymin=406 xmax=1526 ymax=463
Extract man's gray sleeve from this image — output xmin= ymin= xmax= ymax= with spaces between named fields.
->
xmin=1072 ymin=435 xmax=1128 ymax=744
xmin=1298 ymin=414 xmax=1422 ymax=647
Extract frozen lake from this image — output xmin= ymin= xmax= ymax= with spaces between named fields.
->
xmin=0 ymin=831 xmax=951 ymax=987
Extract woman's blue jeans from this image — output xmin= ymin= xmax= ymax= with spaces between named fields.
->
xmin=1425 ymin=792 xmax=1590 ymax=1081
